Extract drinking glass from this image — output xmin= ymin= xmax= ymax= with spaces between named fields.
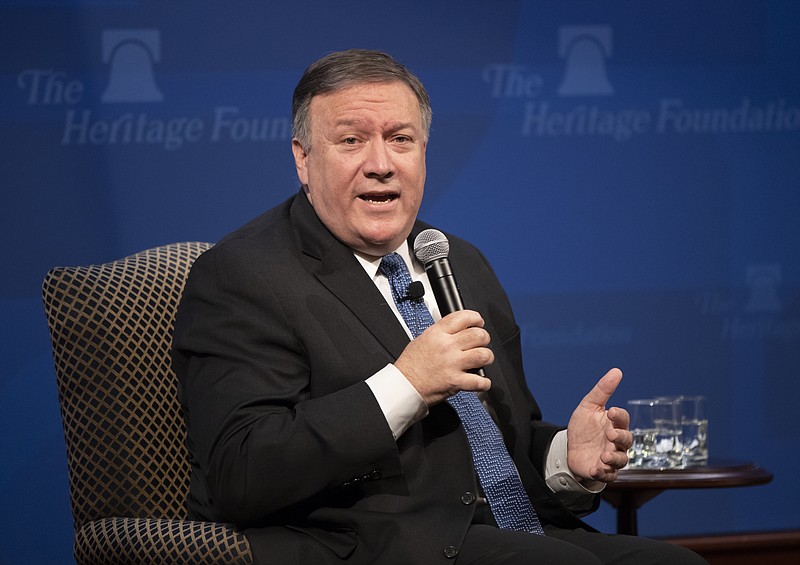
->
xmin=627 ymin=398 xmax=682 ymax=469
xmin=677 ymin=395 xmax=708 ymax=466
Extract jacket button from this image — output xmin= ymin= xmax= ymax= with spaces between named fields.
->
xmin=443 ymin=545 xmax=459 ymax=559
xmin=460 ymin=492 xmax=476 ymax=505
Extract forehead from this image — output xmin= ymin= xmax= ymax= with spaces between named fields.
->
xmin=308 ymin=81 xmax=422 ymax=129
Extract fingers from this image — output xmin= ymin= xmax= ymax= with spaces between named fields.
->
xmin=445 ymin=373 xmax=492 ymax=396
xmin=589 ymin=461 xmax=618 ymax=482
xmin=437 ymin=310 xmax=485 ymax=332
xmin=601 ymin=448 xmax=629 ymax=471
xmin=397 ymin=310 xmax=493 ymax=405
xmin=606 ymin=407 xmax=633 ymax=442
xmin=459 ymin=328 xmax=494 ymax=367
xmin=581 ymin=368 xmax=623 ymax=409
xmin=450 ymin=325 xmax=491 ymax=352
xmin=607 ymin=406 xmax=630 ymax=430
xmin=606 ymin=407 xmax=633 ymax=453
xmin=427 ymin=311 xmax=494 ymax=369
xmin=589 ymin=411 xmax=633 ymax=480
xmin=588 ymin=443 xmax=630 ymax=481
xmin=594 ymin=424 xmax=632 ymax=480
xmin=606 ymin=409 xmax=633 ymax=459
xmin=608 ymin=427 xmax=633 ymax=451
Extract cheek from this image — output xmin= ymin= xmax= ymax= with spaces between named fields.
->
xmin=310 ymin=155 xmax=358 ymax=191
xmin=407 ymin=161 xmax=427 ymax=202
xmin=406 ymin=152 xmax=427 ymax=183
xmin=308 ymin=183 xmax=353 ymax=229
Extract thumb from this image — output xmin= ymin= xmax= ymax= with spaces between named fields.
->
xmin=582 ymin=368 xmax=623 ymax=409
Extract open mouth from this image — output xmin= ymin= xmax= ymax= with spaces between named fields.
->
xmin=359 ymin=192 xmax=399 ymax=204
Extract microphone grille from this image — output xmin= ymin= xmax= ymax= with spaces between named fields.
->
xmin=413 ymin=229 xmax=450 ymax=264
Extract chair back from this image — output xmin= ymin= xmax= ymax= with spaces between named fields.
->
xmin=42 ymin=242 xmax=213 ymax=530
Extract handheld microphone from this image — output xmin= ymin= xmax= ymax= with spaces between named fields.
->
xmin=413 ymin=229 xmax=464 ymax=316
xmin=413 ymin=229 xmax=485 ymax=376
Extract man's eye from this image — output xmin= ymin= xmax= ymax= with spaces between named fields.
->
xmin=394 ymin=135 xmax=410 ymax=143
xmin=343 ymin=137 xmax=358 ymax=144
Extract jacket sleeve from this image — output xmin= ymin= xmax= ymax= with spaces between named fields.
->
xmin=172 ymin=244 xmax=402 ymax=525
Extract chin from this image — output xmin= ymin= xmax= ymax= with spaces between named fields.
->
xmin=356 ymin=234 xmax=405 ymax=256
xmin=364 ymin=225 xmax=409 ymax=246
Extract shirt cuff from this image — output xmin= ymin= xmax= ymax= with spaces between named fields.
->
xmin=366 ymin=364 xmax=428 ymax=440
xmin=544 ymin=430 xmax=605 ymax=513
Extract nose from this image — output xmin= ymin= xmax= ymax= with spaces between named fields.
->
xmin=363 ymin=140 xmax=394 ymax=182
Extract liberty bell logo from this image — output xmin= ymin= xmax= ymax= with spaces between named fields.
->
xmin=101 ymin=29 xmax=164 ymax=103
xmin=557 ymin=25 xmax=614 ymax=96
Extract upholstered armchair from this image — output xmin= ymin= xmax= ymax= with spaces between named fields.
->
xmin=42 ymin=242 xmax=253 ymax=564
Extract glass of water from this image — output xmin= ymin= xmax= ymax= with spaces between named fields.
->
xmin=627 ymin=398 xmax=683 ymax=469
xmin=676 ymin=395 xmax=708 ymax=466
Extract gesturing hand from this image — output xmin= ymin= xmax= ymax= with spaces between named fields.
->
xmin=566 ymin=368 xmax=633 ymax=483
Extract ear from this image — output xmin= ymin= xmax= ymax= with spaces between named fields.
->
xmin=292 ymin=139 xmax=309 ymax=186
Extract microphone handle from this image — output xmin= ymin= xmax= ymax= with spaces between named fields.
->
xmin=424 ymin=258 xmax=485 ymax=377
xmin=425 ymin=258 xmax=465 ymax=316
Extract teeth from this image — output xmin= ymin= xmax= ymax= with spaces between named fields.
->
xmin=361 ymin=194 xmax=396 ymax=203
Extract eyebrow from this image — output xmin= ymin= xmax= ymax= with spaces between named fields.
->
xmin=333 ymin=119 xmax=419 ymax=133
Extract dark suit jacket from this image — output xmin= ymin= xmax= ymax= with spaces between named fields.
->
xmin=172 ymin=192 xmax=595 ymax=565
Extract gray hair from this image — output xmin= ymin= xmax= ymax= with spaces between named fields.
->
xmin=292 ymin=49 xmax=432 ymax=149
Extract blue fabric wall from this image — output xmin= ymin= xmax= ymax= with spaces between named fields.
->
xmin=2 ymin=1 xmax=798 ymax=562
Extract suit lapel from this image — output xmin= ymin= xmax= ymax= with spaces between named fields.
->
xmin=290 ymin=196 xmax=521 ymax=446
xmin=317 ymin=248 xmax=412 ymax=361
xmin=290 ymin=193 xmax=411 ymax=361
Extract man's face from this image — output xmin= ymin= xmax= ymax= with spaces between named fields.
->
xmin=292 ymin=81 xmax=427 ymax=256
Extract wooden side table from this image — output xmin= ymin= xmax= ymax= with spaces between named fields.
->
xmin=602 ymin=459 xmax=773 ymax=535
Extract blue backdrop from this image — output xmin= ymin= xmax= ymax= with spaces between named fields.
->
xmin=2 ymin=1 xmax=799 ymax=562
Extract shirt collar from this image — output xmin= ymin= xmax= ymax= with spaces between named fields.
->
xmin=354 ymin=241 xmax=418 ymax=280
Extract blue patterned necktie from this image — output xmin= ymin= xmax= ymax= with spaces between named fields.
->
xmin=379 ymin=252 xmax=544 ymax=534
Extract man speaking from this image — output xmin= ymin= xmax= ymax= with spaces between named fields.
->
xmin=173 ymin=49 xmax=706 ymax=565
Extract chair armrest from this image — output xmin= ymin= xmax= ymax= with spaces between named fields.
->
xmin=74 ymin=517 xmax=253 ymax=564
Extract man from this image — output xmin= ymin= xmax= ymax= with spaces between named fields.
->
xmin=173 ymin=49 xmax=706 ymax=564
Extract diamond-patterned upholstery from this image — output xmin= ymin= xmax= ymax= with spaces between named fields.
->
xmin=42 ymin=242 xmax=253 ymax=564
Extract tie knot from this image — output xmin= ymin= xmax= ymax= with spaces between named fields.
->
xmin=379 ymin=252 xmax=409 ymax=278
